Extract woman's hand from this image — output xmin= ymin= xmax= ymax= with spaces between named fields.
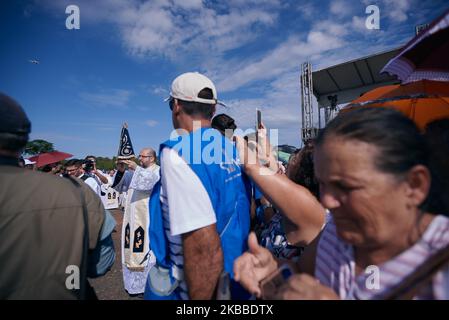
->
xmin=257 ymin=123 xmax=279 ymax=173
xmin=272 ymin=274 xmax=339 ymax=300
xmin=234 ymin=135 xmax=260 ymax=174
xmin=233 ymin=232 xmax=278 ymax=298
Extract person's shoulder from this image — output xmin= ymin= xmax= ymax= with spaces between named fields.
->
xmin=160 ymin=147 xmax=182 ymax=165
xmin=24 ymin=170 xmax=76 ymax=189
xmin=423 ymin=214 xmax=449 ymax=248
xmin=85 ymin=176 xmax=97 ymax=184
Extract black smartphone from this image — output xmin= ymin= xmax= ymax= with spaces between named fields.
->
xmin=256 ymin=108 xmax=262 ymax=129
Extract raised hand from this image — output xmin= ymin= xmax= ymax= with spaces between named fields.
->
xmin=233 ymin=232 xmax=278 ymax=298
xmin=273 ymin=273 xmax=339 ymax=300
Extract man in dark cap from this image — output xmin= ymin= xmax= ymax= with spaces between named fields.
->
xmin=0 ymin=93 xmax=115 ymax=299
xmin=211 ymin=113 xmax=237 ymax=139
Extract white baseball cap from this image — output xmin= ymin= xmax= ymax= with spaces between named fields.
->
xmin=165 ymin=72 xmax=226 ymax=106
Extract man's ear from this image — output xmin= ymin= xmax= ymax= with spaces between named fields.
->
xmin=404 ymin=164 xmax=431 ymax=207
xmin=173 ymin=99 xmax=181 ymax=114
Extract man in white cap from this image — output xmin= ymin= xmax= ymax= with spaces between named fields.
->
xmin=144 ymin=72 xmax=251 ymax=300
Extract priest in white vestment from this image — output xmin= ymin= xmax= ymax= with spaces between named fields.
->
xmin=113 ymin=148 xmax=160 ymax=295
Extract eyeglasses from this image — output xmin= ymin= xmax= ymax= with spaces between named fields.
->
xmin=138 ymin=155 xmax=152 ymax=158
xmin=169 ymin=98 xmax=175 ymax=111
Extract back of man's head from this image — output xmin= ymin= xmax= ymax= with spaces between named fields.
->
xmin=65 ymin=159 xmax=82 ymax=168
xmin=0 ymin=93 xmax=31 ymax=155
xmin=212 ymin=113 xmax=237 ymax=135
xmin=168 ymin=72 xmax=224 ymax=120
xmin=177 ymin=88 xmax=215 ymax=120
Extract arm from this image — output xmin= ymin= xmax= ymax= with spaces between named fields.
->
xmin=161 ymin=148 xmax=221 ymax=298
xmin=129 ymin=165 xmax=160 ymax=192
xmin=182 ymin=224 xmax=223 ymax=299
xmin=94 ymin=170 xmax=109 ymax=185
xmin=234 ymin=232 xmax=279 ymax=297
xmin=235 ymin=136 xmax=325 ymax=246
xmin=246 ymin=164 xmax=325 ymax=246
xmin=233 ymin=230 xmax=323 ymax=298
xmin=87 ymin=209 xmax=116 ymax=277
xmin=78 ymin=182 xmax=116 ymax=277
xmin=84 ymin=177 xmax=101 ymax=197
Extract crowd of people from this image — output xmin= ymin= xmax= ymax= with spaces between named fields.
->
xmin=1 ymin=69 xmax=448 ymax=300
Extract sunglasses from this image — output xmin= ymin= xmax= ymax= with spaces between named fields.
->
xmin=169 ymin=98 xmax=175 ymax=111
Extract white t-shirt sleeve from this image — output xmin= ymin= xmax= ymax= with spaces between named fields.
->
xmin=85 ymin=177 xmax=101 ymax=196
xmin=161 ymin=148 xmax=217 ymax=236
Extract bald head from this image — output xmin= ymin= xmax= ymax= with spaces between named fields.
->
xmin=138 ymin=147 xmax=156 ymax=168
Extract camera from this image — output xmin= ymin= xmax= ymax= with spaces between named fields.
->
xmin=83 ymin=159 xmax=95 ymax=173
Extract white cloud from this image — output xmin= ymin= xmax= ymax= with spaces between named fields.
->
xmin=330 ymin=0 xmax=351 ymax=17
xmin=382 ymin=0 xmax=412 ymax=23
xmin=145 ymin=119 xmax=158 ymax=127
xmin=172 ymin=0 xmax=203 ymax=10
xmin=351 ymin=16 xmax=367 ymax=33
xmin=79 ymin=89 xmax=132 ymax=108
xmin=37 ymin=0 xmax=279 ymax=59
xmin=216 ymin=70 xmax=306 ymax=146
xmin=312 ymin=20 xmax=350 ymax=37
xmin=34 ymin=0 xmax=420 ymax=147
xmin=150 ymin=86 xmax=169 ymax=96
xmin=215 ymin=30 xmax=345 ymax=92
xmin=296 ymin=2 xmax=316 ymax=20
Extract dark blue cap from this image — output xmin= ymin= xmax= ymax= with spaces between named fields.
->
xmin=0 ymin=93 xmax=31 ymax=134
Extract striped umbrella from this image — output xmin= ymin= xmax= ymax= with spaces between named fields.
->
xmin=381 ymin=9 xmax=449 ymax=84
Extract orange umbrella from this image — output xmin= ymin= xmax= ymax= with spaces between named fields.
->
xmin=341 ymin=80 xmax=449 ymax=130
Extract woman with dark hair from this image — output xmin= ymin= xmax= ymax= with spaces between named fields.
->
xmin=234 ymin=107 xmax=449 ymax=300
xmin=211 ymin=113 xmax=237 ymax=139
xmin=425 ymin=118 xmax=449 ymax=216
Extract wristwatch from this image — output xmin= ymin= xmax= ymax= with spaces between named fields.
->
xmin=261 ymin=203 xmax=273 ymax=211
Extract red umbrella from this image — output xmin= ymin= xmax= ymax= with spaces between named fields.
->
xmin=29 ymin=151 xmax=73 ymax=168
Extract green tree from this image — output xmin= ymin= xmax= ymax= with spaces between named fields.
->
xmin=25 ymin=139 xmax=55 ymax=155
xmin=96 ymin=157 xmax=116 ymax=171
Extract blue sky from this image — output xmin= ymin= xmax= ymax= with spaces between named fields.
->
xmin=1 ymin=0 xmax=447 ymax=158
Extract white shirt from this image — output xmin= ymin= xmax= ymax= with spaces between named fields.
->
xmin=161 ymin=148 xmax=216 ymax=236
xmin=160 ymin=148 xmax=216 ymax=299
xmin=79 ymin=174 xmax=101 ymax=197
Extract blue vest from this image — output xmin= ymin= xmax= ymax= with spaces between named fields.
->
xmin=145 ymin=127 xmax=251 ymax=300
